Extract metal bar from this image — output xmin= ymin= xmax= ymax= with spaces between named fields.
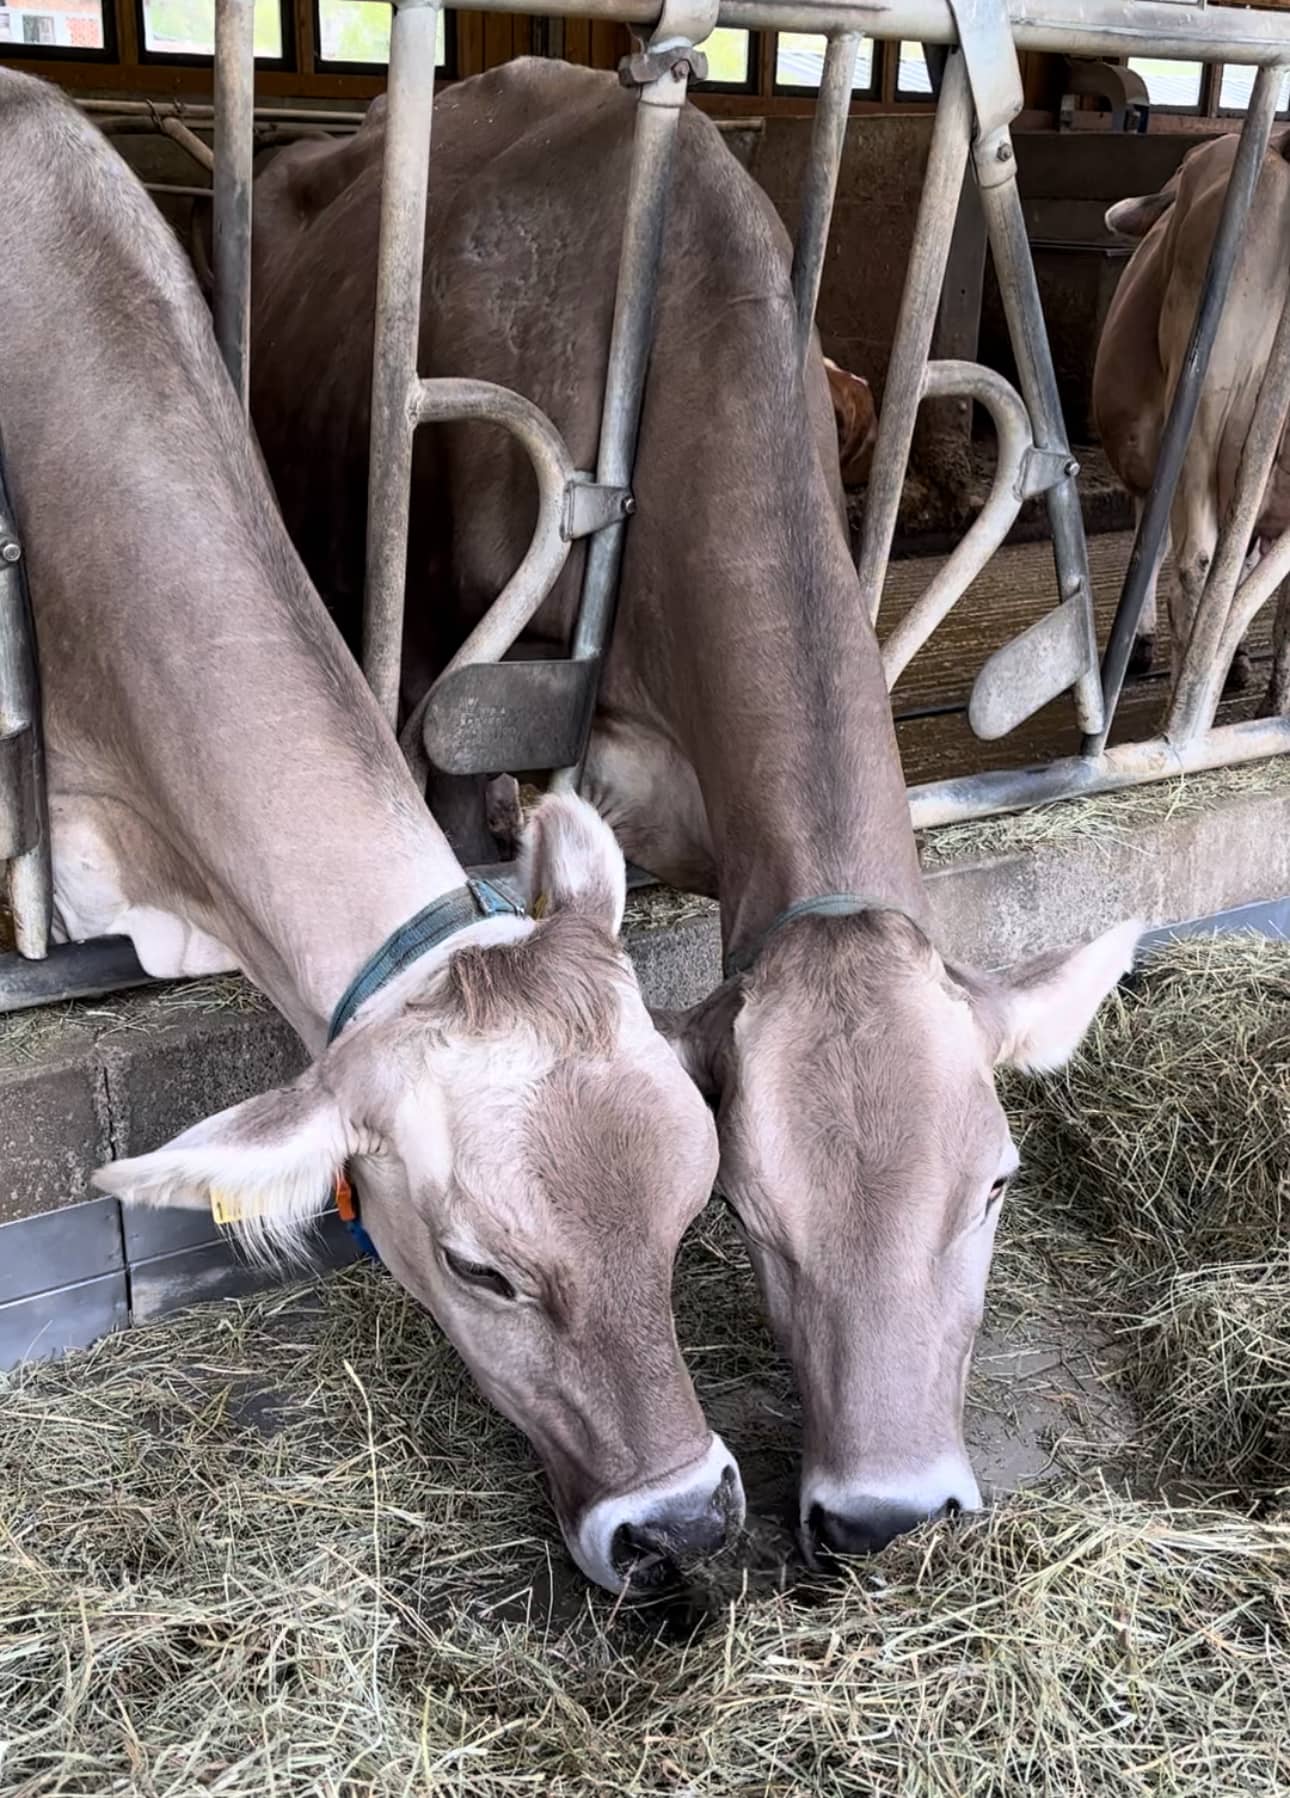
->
xmin=283 ymin=0 xmax=1290 ymax=63
xmin=80 ymin=99 xmax=367 ymax=125
xmin=361 ymin=0 xmax=442 ymax=727
xmin=212 ymin=0 xmax=256 ymax=411
xmin=396 ymin=377 xmax=580 ymax=773
xmin=881 ymin=361 xmax=1030 ymax=686
xmin=972 ymin=116 xmax=1102 ymax=737
xmin=1168 ymin=199 xmax=1290 ymax=740
xmin=0 ymin=939 xmax=155 ymax=1016
xmin=855 ymin=49 xmax=972 ymax=627
xmin=1089 ymin=63 xmax=1283 ymax=756
xmin=160 ymin=115 xmax=216 ymax=174
xmin=0 ymin=479 xmax=50 ymax=961
xmin=907 ymin=717 xmax=1290 ymax=831
xmin=550 ymin=30 xmax=706 ymax=794
xmin=790 ymin=31 xmax=860 ymax=369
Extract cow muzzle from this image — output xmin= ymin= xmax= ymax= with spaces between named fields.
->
xmin=800 ymin=1455 xmax=981 ymax=1568
xmin=567 ymin=1434 xmax=745 ymax=1592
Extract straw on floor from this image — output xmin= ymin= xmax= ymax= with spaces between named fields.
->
xmin=2 ymin=936 xmax=1288 ymax=1796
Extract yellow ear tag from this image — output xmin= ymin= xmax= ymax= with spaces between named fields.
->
xmin=210 ymin=1189 xmax=258 ymax=1227
xmin=531 ymin=891 xmax=550 ymax=920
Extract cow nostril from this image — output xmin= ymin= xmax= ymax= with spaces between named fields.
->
xmin=945 ymin=1496 xmax=962 ymax=1520
xmin=610 ymin=1520 xmax=680 ymax=1589
xmin=807 ymin=1499 xmax=933 ymax=1562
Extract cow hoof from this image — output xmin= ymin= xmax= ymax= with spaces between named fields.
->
xmin=1128 ymin=633 xmax=1155 ymax=678
xmin=1223 ymin=646 xmax=1254 ymax=696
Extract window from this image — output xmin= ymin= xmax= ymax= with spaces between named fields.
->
xmin=139 ymin=0 xmax=285 ymax=60
xmin=0 ymin=0 xmax=107 ymax=52
xmin=315 ymin=0 xmax=447 ymax=70
xmin=897 ymin=40 xmax=932 ymax=97
xmin=1219 ymin=63 xmax=1290 ymax=116
xmin=774 ymin=32 xmax=874 ymax=94
xmin=1127 ymin=57 xmax=1204 ymax=111
xmin=693 ymin=26 xmax=753 ymax=90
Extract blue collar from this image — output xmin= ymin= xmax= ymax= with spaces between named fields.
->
xmin=723 ymin=894 xmax=917 ymax=979
xmin=327 ymin=875 xmax=524 ymax=1046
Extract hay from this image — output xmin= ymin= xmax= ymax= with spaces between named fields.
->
xmin=4 ymin=934 xmax=1290 ymax=1793
xmin=918 ymin=756 xmax=1290 ymax=869
xmin=1006 ymin=934 xmax=1290 ymax=1496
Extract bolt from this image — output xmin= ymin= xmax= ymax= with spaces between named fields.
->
xmin=0 ymin=540 xmax=20 ymax=564
xmin=1064 ymin=457 xmax=1081 ymax=479
xmin=995 ymin=142 xmax=1013 ymax=163
xmin=622 ymin=496 xmax=637 ymax=516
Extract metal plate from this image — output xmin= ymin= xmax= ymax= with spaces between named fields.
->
xmin=421 ymin=658 xmax=600 ymax=776
xmin=0 ymin=1270 xmax=128 ymax=1370
xmin=0 ymin=725 xmax=37 ymax=860
xmin=129 ymin=1210 xmax=361 ymax=1324
xmin=968 ymin=598 xmax=1091 ymax=740
xmin=0 ymin=1196 xmax=123 ymax=1307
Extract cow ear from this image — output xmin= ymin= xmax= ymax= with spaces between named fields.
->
xmin=654 ymin=978 xmax=744 ymax=1099
xmin=519 ymin=793 xmax=626 ymax=937
xmin=960 ymin=919 xmax=1142 ymax=1074
xmin=1105 ymin=190 xmax=1174 ymax=239
xmin=91 ymin=1068 xmax=347 ymax=1262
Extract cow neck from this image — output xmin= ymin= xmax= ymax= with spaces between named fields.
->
xmin=679 ymin=516 xmax=926 ymax=973
xmin=143 ymin=575 xmax=470 ymax=1052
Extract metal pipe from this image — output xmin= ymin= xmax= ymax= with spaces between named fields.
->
xmin=0 ymin=476 xmax=50 ymax=961
xmin=160 ymin=114 xmax=216 ymax=173
xmin=361 ymin=0 xmax=442 ymax=727
xmin=855 ymin=50 xmax=972 ymax=628
xmin=881 ymin=360 xmax=1031 ymax=686
xmin=1218 ymin=521 xmax=1290 ymax=680
xmin=212 ymin=0 xmax=256 ymax=410
xmin=907 ymin=716 xmax=1290 ymax=831
xmin=80 ymin=99 xmax=368 ymax=125
xmin=790 ymin=30 xmax=859 ymax=369
xmin=396 ymin=378 xmax=579 ymax=770
xmin=0 ymin=939 xmax=155 ymax=1016
xmin=967 ymin=67 xmax=1102 ymax=740
xmin=1168 ymin=210 xmax=1290 ymax=740
xmin=551 ymin=33 xmax=704 ymax=793
xmin=1089 ymin=64 xmax=1283 ymax=756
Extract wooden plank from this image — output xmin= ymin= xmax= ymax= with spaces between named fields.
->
xmin=894 ymin=678 xmax=1263 ymax=788
xmin=884 ymin=529 xmax=1275 ymax=718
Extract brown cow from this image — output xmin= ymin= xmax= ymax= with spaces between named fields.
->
xmin=247 ymin=60 xmax=1137 ymax=1560
xmin=1094 ymin=132 xmax=1290 ymax=709
xmin=824 ymin=357 xmax=878 ymax=487
xmin=2 ymin=67 xmax=740 ymax=1592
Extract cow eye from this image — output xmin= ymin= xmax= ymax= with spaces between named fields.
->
xmin=443 ymin=1247 xmax=516 ymax=1301
xmin=987 ymin=1175 xmax=1010 ymax=1206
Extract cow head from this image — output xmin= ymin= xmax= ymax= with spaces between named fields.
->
xmin=662 ymin=910 xmax=1139 ymax=1563
xmin=93 ymin=796 xmax=741 ymax=1592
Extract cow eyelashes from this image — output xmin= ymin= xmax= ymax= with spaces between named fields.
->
xmin=443 ymin=1246 xmax=517 ymax=1301
xmin=987 ymin=1176 xmax=1010 ymax=1208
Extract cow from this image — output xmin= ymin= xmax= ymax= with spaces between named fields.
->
xmin=0 ymin=67 xmax=744 ymax=1594
xmin=824 ymin=358 xmax=879 ymax=488
xmin=1094 ymin=131 xmax=1290 ymax=712
xmin=246 ymin=59 xmax=1139 ymax=1563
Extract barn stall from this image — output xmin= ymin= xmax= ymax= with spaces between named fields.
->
xmin=2 ymin=0 xmax=1290 ymax=1789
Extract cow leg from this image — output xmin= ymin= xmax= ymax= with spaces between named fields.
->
xmin=1224 ymin=542 xmax=1263 ymax=696
xmin=1168 ymin=467 xmax=1221 ymax=700
xmin=426 ymin=769 xmax=504 ymax=866
xmin=1128 ymin=497 xmax=1159 ymax=678
xmin=1263 ymin=575 xmax=1290 ymax=715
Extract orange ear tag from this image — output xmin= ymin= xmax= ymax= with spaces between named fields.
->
xmin=335 ymin=1170 xmax=357 ymax=1222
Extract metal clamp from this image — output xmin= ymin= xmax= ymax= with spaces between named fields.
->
xmin=1019 ymin=444 xmax=1080 ymax=499
xmin=564 ymin=477 xmax=636 ymax=540
xmin=619 ymin=0 xmax=720 ymax=104
xmin=620 ymin=41 xmax=708 ymax=86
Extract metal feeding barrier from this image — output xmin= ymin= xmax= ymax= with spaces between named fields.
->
xmin=4 ymin=0 xmax=1290 ymax=1011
